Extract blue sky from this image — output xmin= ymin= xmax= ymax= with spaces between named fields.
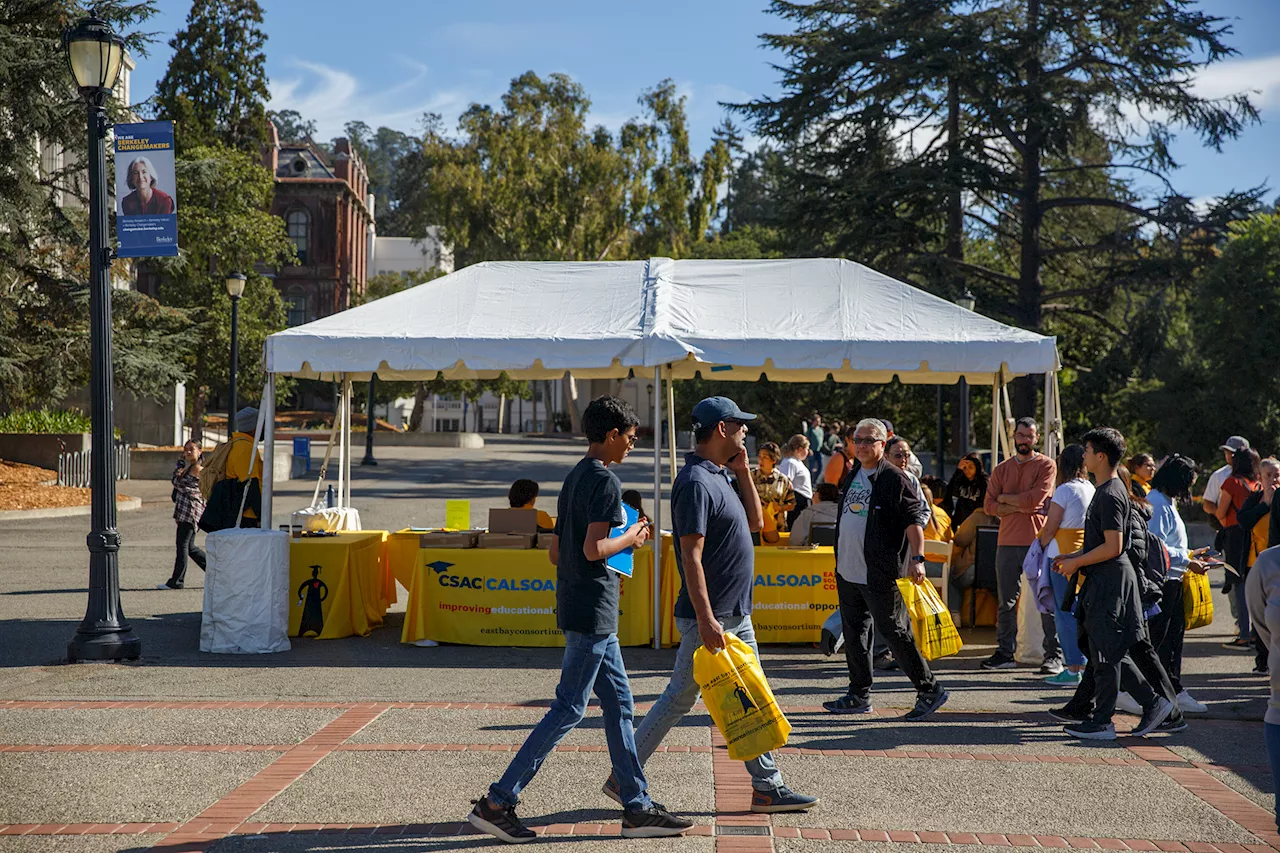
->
xmin=128 ymin=0 xmax=1280 ymax=205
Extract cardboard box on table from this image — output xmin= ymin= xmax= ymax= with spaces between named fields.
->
xmin=489 ymin=508 xmax=538 ymax=535
xmin=480 ymin=533 xmax=537 ymax=549
xmin=420 ymin=530 xmax=482 ymax=548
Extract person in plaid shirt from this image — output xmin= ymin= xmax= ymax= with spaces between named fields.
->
xmin=158 ymin=440 xmax=207 ymax=590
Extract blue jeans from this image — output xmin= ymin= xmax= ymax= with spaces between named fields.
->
xmin=1049 ymin=569 xmax=1085 ymax=668
xmin=635 ymin=614 xmax=785 ymax=792
xmin=490 ymin=631 xmax=650 ymax=810
xmin=1267 ymin=722 xmax=1280 ymax=831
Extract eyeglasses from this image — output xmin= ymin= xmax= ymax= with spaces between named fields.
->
xmin=723 ymin=419 xmax=748 ymax=432
xmin=621 ymin=432 xmax=637 ymax=446
xmin=851 ymin=437 xmax=881 ymax=445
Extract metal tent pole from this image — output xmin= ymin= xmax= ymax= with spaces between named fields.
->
xmin=263 ymin=374 xmax=275 ymax=530
xmin=666 ymin=370 xmax=678 ymax=483
xmin=652 ymin=365 xmax=663 ymax=650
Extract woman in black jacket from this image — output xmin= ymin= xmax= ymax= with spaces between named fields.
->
xmin=945 ymin=452 xmax=988 ymax=528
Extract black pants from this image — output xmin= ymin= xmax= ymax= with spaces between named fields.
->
xmin=1148 ymin=579 xmax=1186 ymax=695
xmin=836 ymin=575 xmax=939 ymax=701
xmin=171 ymin=521 xmax=206 ymax=585
xmin=1069 ymin=635 xmax=1172 ymax=724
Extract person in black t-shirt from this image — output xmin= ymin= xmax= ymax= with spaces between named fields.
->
xmin=1051 ymin=427 xmax=1174 ymax=741
xmin=468 ymin=396 xmax=692 ymax=844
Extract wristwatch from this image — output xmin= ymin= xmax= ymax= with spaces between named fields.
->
xmin=909 ymin=555 xmax=926 ymax=564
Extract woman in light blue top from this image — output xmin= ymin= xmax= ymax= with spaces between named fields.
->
xmin=1147 ymin=455 xmax=1212 ymax=714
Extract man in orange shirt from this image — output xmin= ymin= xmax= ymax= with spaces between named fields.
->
xmin=981 ymin=417 xmax=1060 ymax=672
xmin=823 ymin=424 xmax=858 ymax=486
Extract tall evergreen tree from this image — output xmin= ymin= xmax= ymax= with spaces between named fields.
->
xmin=154 ymin=0 xmax=270 ymax=153
xmin=741 ymin=0 xmax=1259 ymax=413
xmin=0 ymin=1 xmax=198 ymax=412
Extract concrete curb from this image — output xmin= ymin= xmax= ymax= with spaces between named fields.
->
xmin=0 ymin=496 xmax=143 ymax=523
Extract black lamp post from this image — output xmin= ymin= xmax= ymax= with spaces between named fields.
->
xmin=225 ymin=272 xmax=246 ymax=434
xmin=361 ymin=374 xmax=378 ymax=465
xmin=65 ymin=12 xmax=139 ymax=661
xmin=956 ymin=289 xmax=977 ymax=458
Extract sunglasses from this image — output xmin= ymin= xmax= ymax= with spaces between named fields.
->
xmin=620 ymin=432 xmax=637 ymax=446
xmin=851 ymin=437 xmax=881 ymax=445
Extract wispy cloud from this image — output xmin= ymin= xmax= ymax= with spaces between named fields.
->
xmin=268 ymin=57 xmax=484 ymax=138
xmin=1193 ymin=53 xmax=1280 ymax=110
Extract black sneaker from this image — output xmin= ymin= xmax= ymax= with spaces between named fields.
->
xmin=1131 ymin=697 xmax=1175 ymax=737
xmin=750 ymin=786 xmax=819 ymax=813
xmin=980 ymin=651 xmax=1017 ymax=670
xmin=1065 ymin=721 xmax=1116 ymax=740
xmin=621 ymin=804 xmax=693 ymax=838
xmin=873 ymin=651 xmax=899 ymax=671
xmin=1156 ymin=714 xmax=1189 ymax=734
xmin=823 ymin=694 xmax=874 ymax=714
xmin=1223 ymin=638 xmax=1253 ymax=651
xmin=468 ymin=796 xmax=536 ymax=844
xmin=1048 ymin=706 xmax=1090 ymax=724
xmin=1253 ymin=664 xmax=1270 ymax=675
xmin=904 ymin=688 xmax=950 ymax=721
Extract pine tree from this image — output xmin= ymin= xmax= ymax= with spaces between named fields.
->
xmin=154 ymin=0 xmax=270 ymax=153
xmin=0 ymin=1 xmax=197 ymax=412
xmin=740 ymin=0 xmax=1259 ymax=414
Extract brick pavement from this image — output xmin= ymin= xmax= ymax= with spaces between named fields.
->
xmin=0 ymin=700 xmax=1274 ymax=853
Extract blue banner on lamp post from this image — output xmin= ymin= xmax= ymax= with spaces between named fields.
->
xmin=114 ymin=120 xmax=178 ymax=257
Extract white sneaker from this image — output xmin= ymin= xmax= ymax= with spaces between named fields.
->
xmin=1115 ymin=691 xmax=1143 ymax=715
xmin=1176 ymin=690 xmax=1208 ymax=714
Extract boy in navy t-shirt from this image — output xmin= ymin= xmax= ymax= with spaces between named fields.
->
xmin=468 ymin=396 xmax=692 ymax=843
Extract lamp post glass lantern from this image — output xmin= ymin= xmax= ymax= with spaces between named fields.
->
xmin=65 ymin=12 xmax=140 ymax=661
xmin=225 ymin=272 xmax=245 ymax=436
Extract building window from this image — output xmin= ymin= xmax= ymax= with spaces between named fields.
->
xmin=435 ymin=418 xmax=460 ymax=432
xmin=286 ymin=209 xmax=310 ymax=264
xmin=285 ymin=295 xmax=308 ymax=327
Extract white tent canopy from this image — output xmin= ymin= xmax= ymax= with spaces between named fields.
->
xmin=260 ymin=257 xmax=1063 ymax=649
xmin=264 ymin=257 xmax=1058 ymax=382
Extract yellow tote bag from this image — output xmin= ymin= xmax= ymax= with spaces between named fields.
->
xmin=896 ymin=578 xmax=963 ymax=660
xmin=1183 ymin=571 xmax=1214 ymax=630
xmin=692 ymin=633 xmax=791 ymax=762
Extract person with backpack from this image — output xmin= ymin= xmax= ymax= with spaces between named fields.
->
xmin=1146 ymin=454 xmax=1213 ymax=713
xmin=198 ymin=407 xmax=265 ymax=532
xmin=158 ymin=440 xmax=206 ymax=590
xmin=1049 ymin=427 xmax=1174 ymax=740
xmin=1237 ymin=457 xmax=1279 ymax=675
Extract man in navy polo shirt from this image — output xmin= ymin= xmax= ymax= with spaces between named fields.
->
xmin=603 ymin=396 xmax=818 ymax=814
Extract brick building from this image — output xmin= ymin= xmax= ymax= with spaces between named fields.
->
xmin=263 ymin=123 xmax=373 ymax=325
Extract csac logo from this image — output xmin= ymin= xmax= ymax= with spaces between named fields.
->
xmin=755 ymin=573 xmax=823 ymax=588
xmin=430 ymin=561 xmax=555 ymax=592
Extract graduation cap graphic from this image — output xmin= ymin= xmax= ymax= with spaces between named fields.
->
xmin=427 ymin=561 xmax=455 ymax=575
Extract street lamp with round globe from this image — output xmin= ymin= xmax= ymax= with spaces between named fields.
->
xmin=64 ymin=11 xmax=139 ymax=661
xmin=225 ymin=272 xmax=246 ymax=434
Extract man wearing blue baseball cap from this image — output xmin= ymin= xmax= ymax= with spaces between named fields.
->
xmin=602 ymin=396 xmax=819 ymax=814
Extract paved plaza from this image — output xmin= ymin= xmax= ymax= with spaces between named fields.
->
xmin=0 ymin=437 xmax=1274 ymax=852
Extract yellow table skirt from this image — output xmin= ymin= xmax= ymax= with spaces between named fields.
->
xmin=289 ymin=531 xmax=394 ymax=639
xmin=401 ymin=545 xmax=653 ymax=646
xmin=654 ymin=535 xmax=837 ymax=646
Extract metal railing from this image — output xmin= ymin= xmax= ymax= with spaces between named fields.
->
xmin=57 ymin=441 xmax=130 ymax=487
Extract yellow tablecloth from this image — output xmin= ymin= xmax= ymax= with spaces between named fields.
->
xmin=650 ymin=534 xmax=838 ymax=646
xmin=289 ymin=531 xmax=394 ymax=639
xmin=400 ymin=545 xmax=653 ymax=646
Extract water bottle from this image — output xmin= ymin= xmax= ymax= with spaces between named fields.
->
xmin=325 ymin=485 xmax=335 ymax=508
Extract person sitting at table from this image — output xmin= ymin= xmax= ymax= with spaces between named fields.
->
xmin=790 ymin=482 xmax=840 ymax=546
xmin=921 ymin=484 xmax=953 ymax=544
xmin=622 ymin=489 xmax=648 ymax=523
xmin=949 ymin=508 xmax=995 ymax=613
xmin=508 ymin=478 xmax=555 ymax=532
xmin=752 ymin=442 xmax=796 ymax=544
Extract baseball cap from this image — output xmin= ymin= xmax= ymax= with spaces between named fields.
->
xmin=691 ymin=397 xmax=757 ymax=430
xmin=1221 ymin=436 xmax=1250 ymax=452
xmin=881 ymin=419 xmax=895 ymax=436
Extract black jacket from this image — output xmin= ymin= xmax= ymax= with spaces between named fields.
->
xmin=834 ymin=456 xmax=925 ymax=588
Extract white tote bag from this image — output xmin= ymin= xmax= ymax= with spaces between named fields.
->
xmin=200 ymin=397 xmax=291 ymax=654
